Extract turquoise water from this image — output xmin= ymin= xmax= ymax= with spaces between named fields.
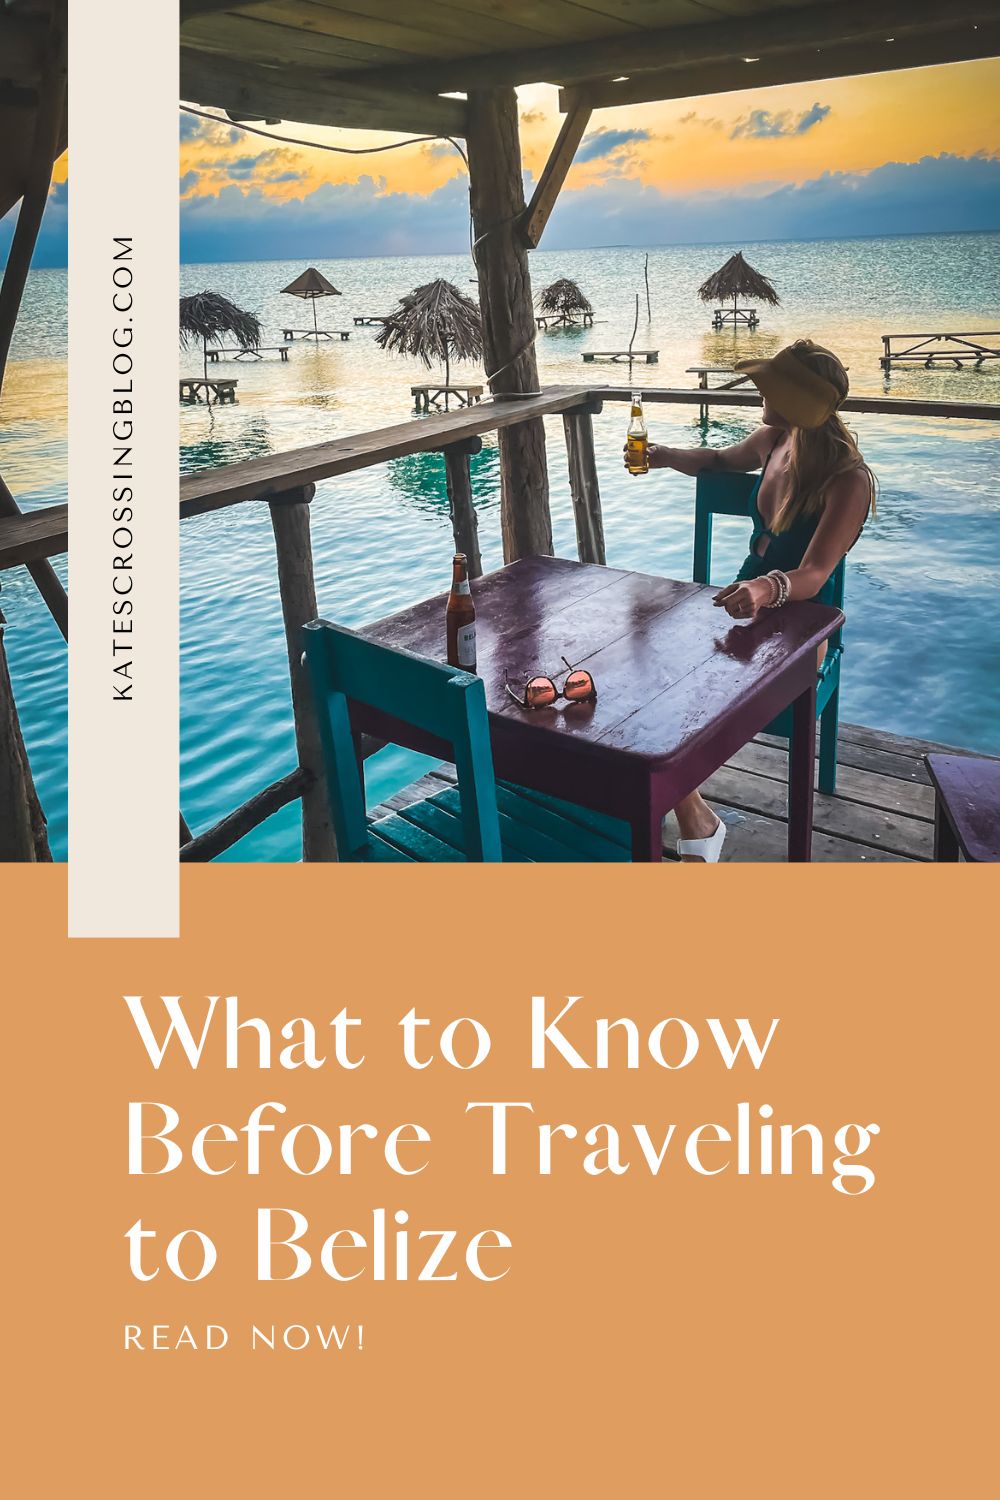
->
xmin=3 ymin=234 xmax=999 ymax=860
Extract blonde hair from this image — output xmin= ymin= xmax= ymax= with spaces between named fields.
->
xmin=772 ymin=341 xmax=877 ymax=534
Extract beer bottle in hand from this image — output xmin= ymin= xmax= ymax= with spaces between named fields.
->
xmin=446 ymin=552 xmax=477 ymax=672
xmin=626 ymin=391 xmax=649 ymax=474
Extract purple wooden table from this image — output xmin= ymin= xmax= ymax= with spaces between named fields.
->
xmin=359 ymin=556 xmax=844 ymax=862
xmin=925 ymin=754 xmax=1000 ymax=862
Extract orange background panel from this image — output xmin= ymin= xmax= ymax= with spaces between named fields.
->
xmin=2 ymin=865 xmax=995 ymax=1496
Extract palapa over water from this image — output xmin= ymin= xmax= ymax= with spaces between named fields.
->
xmin=180 ymin=290 xmax=261 ymax=380
xmin=698 ymin=251 xmax=780 ymax=329
xmin=538 ymin=277 xmax=594 ymax=325
xmin=280 ymin=267 xmax=342 ymax=337
xmin=376 ymin=278 xmax=483 ymax=387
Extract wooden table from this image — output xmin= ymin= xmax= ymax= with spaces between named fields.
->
xmin=358 ymin=556 xmax=843 ymax=861
xmin=179 ymin=376 xmax=237 ymax=404
xmin=411 ymin=383 xmax=483 ymax=412
xmin=925 ymin=754 xmax=1000 ymax=861
xmin=207 ymin=345 xmax=289 ymax=362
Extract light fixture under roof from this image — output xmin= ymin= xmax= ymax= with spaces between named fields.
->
xmin=612 ymin=75 xmax=630 ymax=82
xmin=743 ymin=56 xmax=760 ymax=63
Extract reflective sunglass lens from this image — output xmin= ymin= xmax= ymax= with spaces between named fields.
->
xmin=564 ymin=671 xmax=594 ymax=700
xmin=525 ymin=677 xmax=557 ymax=707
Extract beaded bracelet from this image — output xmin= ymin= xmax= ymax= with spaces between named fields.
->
xmin=765 ymin=569 xmax=790 ymax=608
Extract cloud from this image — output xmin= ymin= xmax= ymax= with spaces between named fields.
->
xmin=179 ymin=170 xmax=200 ymax=194
xmin=179 ymin=109 xmax=241 ymax=147
xmin=179 ymin=173 xmax=475 ymax=262
xmin=576 ymin=127 xmax=651 ymax=163
xmin=543 ymin=151 xmax=1000 ymax=247
xmin=7 ymin=151 xmax=998 ymax=270
xmin=680 ymin=110 xmax=724 ymax=131
xmin=172 ymin=152 xmax=1000 ymax=264
xmin=0 ymin=178 xmax=67 ymax=268
xmin=730 ymin=102 xmax=831 ymax=139
xmin=520 ymin=107 xmax=545 ymax=126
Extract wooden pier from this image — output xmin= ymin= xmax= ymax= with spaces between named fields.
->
xmin=207 ymin=345 xmax=289 ymax=362
xmin=687 ymin=364 xmax=752 ymax=417
xmin=411 ymin=383 xmax=484 ymax=412
xmin=179 ymin=376 xmax=237 ymax=404
xmin=881 ymin=331 xmax=1000 ymax=372
xmin=282 ymin=328 xmax=350 ymax=341
xmin=370 ymin=720 xmax=998 ymax=863
xmin=582 ymin=349 xmax=658 ymax=364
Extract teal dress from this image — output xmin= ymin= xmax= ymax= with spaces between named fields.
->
xmin=735 ymin=446 xmax=840 ymax=606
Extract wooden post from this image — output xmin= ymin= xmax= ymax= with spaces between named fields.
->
xmin=443 ymin=438 xmax=482 ymax=578
xmin=267 ymin=485 xmax=337 ymax=862
xmin=466 ymin=87 xmax=552 ymax=564
xmin=562 ymin=402 xmax=606 ymax=566
xmin=0 ymin=624 xmax=51 ymax=861
xmin=0 ymin=6 xmax=66 ymax=391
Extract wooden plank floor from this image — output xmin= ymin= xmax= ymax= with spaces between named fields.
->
xmin=367 ymin=721 xmax=996 ymax=862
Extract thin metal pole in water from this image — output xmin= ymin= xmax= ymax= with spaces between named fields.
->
xmin=644 ymin=253 xmax=651 ymax=319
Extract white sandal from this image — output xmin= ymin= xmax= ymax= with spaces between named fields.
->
xmin=677 ymin=816 xmax=727 ymax=863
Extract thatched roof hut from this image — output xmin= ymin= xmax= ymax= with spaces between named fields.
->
xmin=180 ymin=291 xmax=261 ymax=380
xmin=375 ymin=278 xmax=483 ymax=386
xmin=698 ymin=252 xmax=779 ymax=327
xmin=539 ymin=278 xmax=593 ymax=324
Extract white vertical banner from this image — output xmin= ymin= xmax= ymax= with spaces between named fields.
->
xmin=68 ymin=1 xmax=179 ymax=936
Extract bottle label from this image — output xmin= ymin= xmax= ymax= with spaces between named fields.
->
xmin=457 ymin=623 xmax=476 ymax=668
xmin=454 ymin=580 xmax=471 ymax=596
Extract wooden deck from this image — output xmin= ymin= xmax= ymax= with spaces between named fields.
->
xmin=366 ymin=721 xmax=996 ymax=862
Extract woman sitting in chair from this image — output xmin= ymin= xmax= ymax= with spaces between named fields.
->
xmin=628 ymin=339 xmax=876 ymax=863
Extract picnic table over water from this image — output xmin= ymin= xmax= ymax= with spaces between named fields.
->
xmin=359 ymin=556 xmax=842 ymax=861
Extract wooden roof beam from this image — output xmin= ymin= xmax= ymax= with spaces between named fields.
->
xmin=180 ymin=50 xmax=468 ymax=136
xmin=563 ymin=20 xmax=1000 ymax=111
xmin=521 ymin=95 xmax=593 ymax=249
xmin=0 ymin=13 xmax=48 ymax=85
xmin=339 ymin=0 xmax=996 ymax=96
xmin=181 ymin=1 xmax=268 ymax=20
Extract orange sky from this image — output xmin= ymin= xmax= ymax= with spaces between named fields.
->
xmin=178 ymin=59 xmax=1000 ymax=205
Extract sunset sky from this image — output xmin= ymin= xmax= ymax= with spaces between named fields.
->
xmin=7 ymin=58 xmax=1000 ymax=265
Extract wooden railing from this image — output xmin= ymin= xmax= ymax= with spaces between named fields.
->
xmin=2 ymin=384 xmax=997 ymax=861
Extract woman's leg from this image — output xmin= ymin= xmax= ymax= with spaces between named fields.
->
xmin=674 ymin=790 xmax=722 ymax=862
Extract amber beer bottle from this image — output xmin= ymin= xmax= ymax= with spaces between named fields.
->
xmin=626 ymin=390 xmax=649 ymax=474
xmin=446 ymin=552 xmax=477 ymax=671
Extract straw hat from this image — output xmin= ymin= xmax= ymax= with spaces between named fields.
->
xmin=735 ymin=341 xmax=846 ymax=428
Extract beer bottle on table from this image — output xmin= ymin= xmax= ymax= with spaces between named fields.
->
xmin=446 ymin=552 xmax=477 ymax=672
xmin=626 ymin=390 xmax=649 ymax=474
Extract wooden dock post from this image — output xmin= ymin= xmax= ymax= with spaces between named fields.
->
xmin=0 ymin=624 xmax=51 ymax=861
xmin=467 ymin=87 xmax=552 ymax=564
xmin=267 ymin=485 xmax=337 ymax=862
xmin=562 ymin=400 xmax=606 ymax=566
xmin=443 ymin=437 xmax=483 ymax=579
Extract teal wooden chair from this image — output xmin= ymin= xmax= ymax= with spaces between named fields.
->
xmin=693 ymin=471 xmax=845 ymax=794
xmin=303 ymin=620 xmax=630 ymax=862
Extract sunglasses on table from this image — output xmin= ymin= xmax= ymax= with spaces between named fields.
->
xmin=504 ymin=656 xmax=597 ymax=710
